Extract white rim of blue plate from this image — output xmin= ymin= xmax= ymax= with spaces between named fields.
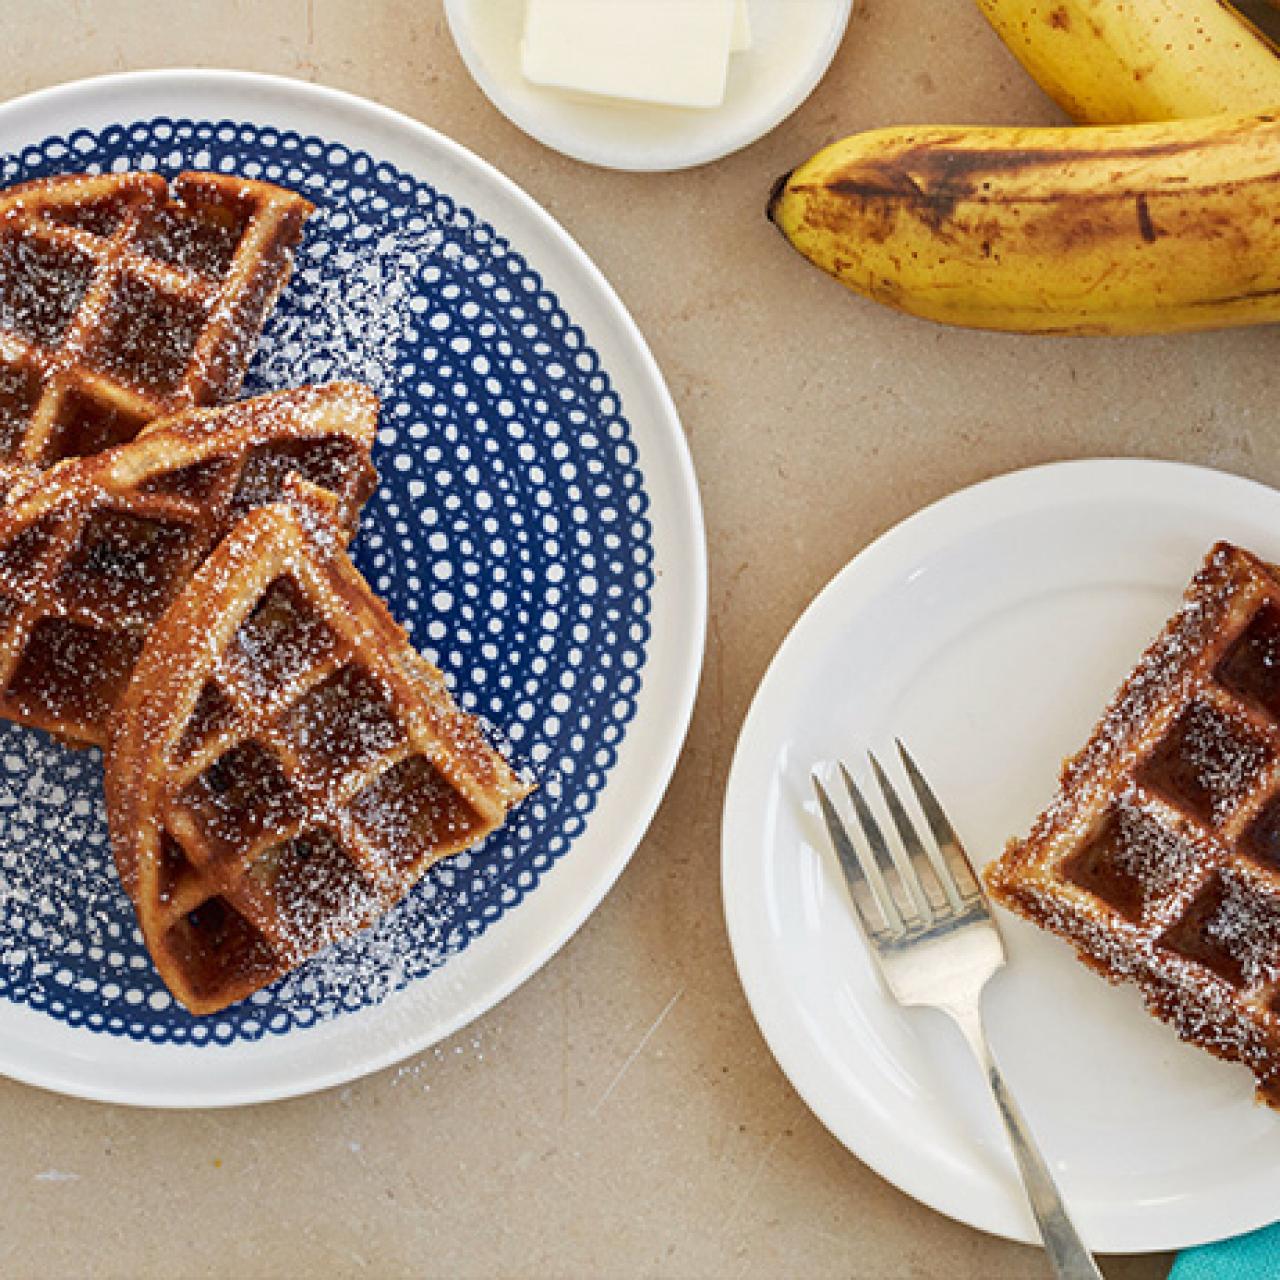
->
xmin=722 ymin=459 xmax=1280 ymax=1254
xmin=0 ymin=69 xmax=706 ymax=1109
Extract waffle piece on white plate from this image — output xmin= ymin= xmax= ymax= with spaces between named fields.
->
xmin=988 ymin=542 xmax=1280 ymax=1105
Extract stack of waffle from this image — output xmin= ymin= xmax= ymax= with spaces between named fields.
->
xmin=0 ymin=169 xmax=528 ymax=1014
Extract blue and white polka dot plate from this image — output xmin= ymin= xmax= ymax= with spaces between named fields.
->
xmin=0 ymin=71 xmax=705 ymax=1107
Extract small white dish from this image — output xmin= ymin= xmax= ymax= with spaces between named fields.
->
xmin=444 ymin=0 xmax=853 ymax=171
xmin=722 ymin=460 xmax=1280 ymax=1253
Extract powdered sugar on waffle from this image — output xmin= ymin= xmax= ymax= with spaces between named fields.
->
xmin=1173 ymin=698 xmax=1271 ymax=825
xmin=1109 ymin=794 xmax=1204 ymax=903
xmin=1210 ymin=869 xmax=1280 ymax=988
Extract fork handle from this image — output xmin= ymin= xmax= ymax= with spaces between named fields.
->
xmin=945 ymin=1001 xmax=1103 ymax=1280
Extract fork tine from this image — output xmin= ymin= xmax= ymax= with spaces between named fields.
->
xmin=812 ymin=774 xmax=902 ymax=940
xmin=867 ymin=751 xmax=943 ymax=921
xmin=839 ymin=761 xmax=926 ymax=928
xmin=895 ymin=739 xmax=982 ymax=904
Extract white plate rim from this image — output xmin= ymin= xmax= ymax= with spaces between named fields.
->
xmin=721 ymin=457 xmax=1280 ymax=1254
xmin=443 ymin=0 xmax=853 ymax=172
xmin=0 ymin=68 xmax=708 ymax=1109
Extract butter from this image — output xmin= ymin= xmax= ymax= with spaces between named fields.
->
xmin=521 ymin=0 xmax=738 ymax=110
xmin=731 ymin=0 xmax=752 ymax=53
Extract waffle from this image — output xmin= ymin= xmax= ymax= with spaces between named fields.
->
xmin=0 ymin=382 xmax=378 ymax=749
xmin=986 ymin=542 xmax=1280 ymax=1104
xmin=105 ymin=497 xmax=530 ymax=1015
xmin=0 ymin=170 xmax=312 ymax=466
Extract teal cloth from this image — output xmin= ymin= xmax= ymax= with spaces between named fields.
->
xmin=1172 ymin=1225 xmax=1280 ymax=1279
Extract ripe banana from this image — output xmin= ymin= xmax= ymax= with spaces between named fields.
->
xmin=975 ymin=0 xmax=1280 ymax=122
xmin=768 ymin=111 xmax=1280 ymax=336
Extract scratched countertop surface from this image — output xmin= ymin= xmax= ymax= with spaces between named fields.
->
xmin=9 ymin=2 xmax=1280 ymax=1276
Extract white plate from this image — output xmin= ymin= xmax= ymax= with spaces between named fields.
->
xmin=722 ymin=460 xmax=1280 ymax=1253
xmin=444 ymin=0 xmax=852 ymax=171
xmin=0 ymin=70 xmax=706 ymax=1108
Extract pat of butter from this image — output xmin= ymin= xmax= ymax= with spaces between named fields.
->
xmin=731 ymin=0 xmax=752 ymax=53
xmin=521 ymin=0 xmax=737 ymax=110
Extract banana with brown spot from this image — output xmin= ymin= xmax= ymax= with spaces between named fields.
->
xmin=768 ymin=111 xmax=1280 ymax=336
xmin=975 ymin=0 xmax=1280 ymax=122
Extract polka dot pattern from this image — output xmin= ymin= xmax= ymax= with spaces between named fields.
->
xmin=0 ymin=117 xmax=654 ymax=1043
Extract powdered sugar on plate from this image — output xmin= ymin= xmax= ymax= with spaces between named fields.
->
xmin=251 ymin=215 xmax=450 ymax=401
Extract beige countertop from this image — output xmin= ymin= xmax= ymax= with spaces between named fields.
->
xmin=8 ymin=1 xmax=1278 ymax=1275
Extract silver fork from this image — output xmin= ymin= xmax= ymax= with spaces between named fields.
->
xmin=812 ymin=742 xmax=1101 ymax=1280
